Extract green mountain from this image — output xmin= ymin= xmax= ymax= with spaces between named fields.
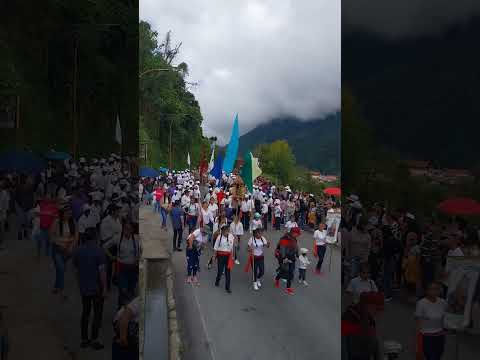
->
xmin=343 ymin=17 xmax=480 ymax=169
xmin=237 ymin=113 xmax=340 ymax=174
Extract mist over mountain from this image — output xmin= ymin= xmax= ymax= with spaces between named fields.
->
xmin=343 ymin=17 xmax=480 ymax=169
xmin=237 ymin=112 xmax=340 ymax=174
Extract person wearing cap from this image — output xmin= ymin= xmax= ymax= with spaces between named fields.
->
xmin=186 ymin=225 xmax=209 ymax=285
xmin=247 ymin=228 xmax=270 ymax=290
xmin=250 ymin=212 xmax=263 ymax=232
xmin=273 ymin=200 xmax=282 ymax=231
xmin=274 ymin=227 xmax=301 ymax=295
xmin=213 ymin=225 xmax=235 ymax=293
xmin=341 ymin=292 xmax=381 ymax=360
xmin=298 ymin=248 xmax=311 ymax=286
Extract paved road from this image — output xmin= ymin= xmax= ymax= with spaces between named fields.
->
xmin=0 ymin=214 xmax=116 ymax=360
xmin=150 ymin=211 xmax=341 ymax=360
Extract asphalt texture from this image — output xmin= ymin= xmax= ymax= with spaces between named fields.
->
xmin=152 ymin=213 xmax=342 ymax=360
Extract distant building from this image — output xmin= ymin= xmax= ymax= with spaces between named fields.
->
xmin=309 ymin=171 xmax=338 ymax=183
xmin=402 ymin=160 xmax=473 ymax=185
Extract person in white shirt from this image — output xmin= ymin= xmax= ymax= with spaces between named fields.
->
xmin=200 ymin=201 xmax=214 ymax=242
xmin=230 ymin=215 xmax=244 ymax=264
xmin=213 ymin=225 xmax=235 ymax=293
xmin=186 ymin=226 xmax=208 ymax=285
xmin=346 ymin=263 xmax=378 ymax=304
xmin=273 ymin=201 xmax=282 ymax=231
xmin=261 ymin=200 xmax=269 ymax=230
xmin=285 ymin=216 xmax=298 ymax=232
xmin=415 ymin=281 xmax=447 ymax=360
xmin=250 ymin=212 xmax=263 ymax=232
xmin=313 ymin=222 xmax=328 ymax=275
xmin=240 ymin=195 xmax=252 ymax=231
xmin=77 ymin=204 xmax=95 ymax=244
xmin=100 ymin=205 xmax=122 ymax=290
xmin=298 ymin=248 xmax=311 ymax=286
xmin=247 ymin=228 xmax=269 ymax=290
xmin=207 ymin=197 xmax=218 ymax=219
xmin=116 ymin=221 xmax=141 ymax=307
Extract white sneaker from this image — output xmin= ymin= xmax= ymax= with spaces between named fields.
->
xmin=303 ymin=281 xmax=309 ymax=286
xmin=257 ymin=279 xmax=262 ymax=288
xmin=253 ymin=282 xmax=259 ymax=291
xmin=235 ymin=259 xmax=240 ymax=265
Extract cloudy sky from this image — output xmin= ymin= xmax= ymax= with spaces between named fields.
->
xmin=343 ymin=0 xmax=480 ymax=38
xmin=140 ymin=0 xmax=340 ymax=144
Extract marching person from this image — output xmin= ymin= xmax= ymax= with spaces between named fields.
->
xmin=275 ymin=227 xmax=301 ymax=295
xmin=186 ymin=225 xmax=209 ymax=285
xmin=213 ymin=225 xmax=235 ymax=293
xmin=298 ymin=248 xmax=311 ymax=286
xmin=251 ymin=212 xmax=263 ymax=232
xmin=314 ymin=222 xmax=328 ymax=275
xmin=230 ymin=215 xmax=244 ymax=265
xmin=247 ymin=228 xmax=269 ymax=291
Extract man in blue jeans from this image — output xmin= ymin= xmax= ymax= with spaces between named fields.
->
xmin=170 ymin=200 xmax=183 ymax=252
xmin=72 ymin=229 xmax=107 ymax=350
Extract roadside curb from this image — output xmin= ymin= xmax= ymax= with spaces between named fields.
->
xmin=140 ymin=208 xmax=182 ymax=360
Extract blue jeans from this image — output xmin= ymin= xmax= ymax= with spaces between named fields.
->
xmin=383 ymin=257 xmax=394 ymax=298
xmin=52 ymin=245 xmax=66 ymax=290
xmin=153 ymin=201 xmax=161 ymax=213
xmin=37 ymin=229 xmax=51 ymax=256
xmin=160 ymin=207 xmax=168 ymax=227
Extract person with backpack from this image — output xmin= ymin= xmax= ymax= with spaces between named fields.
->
xmin=274 ymin=227 xmax=301 ymax=295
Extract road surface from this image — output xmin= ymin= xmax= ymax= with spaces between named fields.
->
xmin=151 ymin=211 xmax=341 ymax=360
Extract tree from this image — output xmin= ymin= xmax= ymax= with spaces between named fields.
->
xmin=254 ymin=140 xmax=296 ymax=185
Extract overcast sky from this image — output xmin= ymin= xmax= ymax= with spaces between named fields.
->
xmin=343 ymin=0 xmax=480 ymax=38
xmin=140 ymin=0 xmax=340 ymax=144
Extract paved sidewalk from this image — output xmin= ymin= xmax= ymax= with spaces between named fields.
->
xmin=0 ymin=214 xmax=116 ymax=360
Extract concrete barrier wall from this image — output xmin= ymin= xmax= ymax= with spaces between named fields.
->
xmin=140 ymin=207 xmax=182 ymax=360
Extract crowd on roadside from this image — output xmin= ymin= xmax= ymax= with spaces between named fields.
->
xmin=341 ymin=193 xmax=480 ymax=360
xmin=0 ymin=153 xmax=140 ymax=360
xmin=139 ymin=169 xmax=340 ymax=295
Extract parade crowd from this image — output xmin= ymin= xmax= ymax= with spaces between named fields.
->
xmin=139 ymin=170 xmax=340 ymax=295
xmin=0 ymin=153 xmax=140 ymax=360
xmin=341 ymin=194 xmax=480 ymax=360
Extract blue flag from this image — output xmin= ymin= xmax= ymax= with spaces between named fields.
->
xmin=210 ymin=153 xmax=223 ymax=180
xmin=222 ymin=114 xmax=239 ymax=174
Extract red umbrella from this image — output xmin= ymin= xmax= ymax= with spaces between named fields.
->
xmin=437 ymin=197 xmax=480 ymax=216
xmin=324 ymin=187 xmax=341 ymax=197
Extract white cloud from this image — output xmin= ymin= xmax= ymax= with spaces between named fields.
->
xmin=343 ymin=0 xmax=480 ymax=38
xmin=140 ymin=0 xmax=340 ymax=144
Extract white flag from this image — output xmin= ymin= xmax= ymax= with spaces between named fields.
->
xmin=187 ymin=152 xmax=191 ymax=167
xmin=208 ymin=146 xmax=215 ymax=172
xmin=115 ymin=114 xmax=122 ymax=145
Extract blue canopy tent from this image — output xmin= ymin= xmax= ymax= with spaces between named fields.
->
xmin=44 ymin=150 xmax=71 ymax=161
xmin=139 ymin=167 xmax=160 ymax=178
xmin=159 ymin=167 xmax=169 ymax=173
xmin=0 ymin=150 xmax=46 ymax=174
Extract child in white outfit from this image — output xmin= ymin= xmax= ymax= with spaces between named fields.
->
xmin=298 ymin=248 xmax=311 ymax=285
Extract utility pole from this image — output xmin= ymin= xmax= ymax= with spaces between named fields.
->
xmin=72 ymin=35 xmax=78 ymax=160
